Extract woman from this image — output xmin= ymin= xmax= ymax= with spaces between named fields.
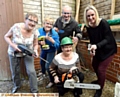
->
xmin=49 ymin=37 xmax=84 ymax=97
xmin=38 ymin=17 xmax=60 ymax=88
xmin=4 ymin=13 xmax=39 ymax=93
xmin=84 ymin=5 xmax=117 ymax=97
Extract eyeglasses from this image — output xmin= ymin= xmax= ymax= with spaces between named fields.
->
xmin=28 ymin=19 xmax=38 ymax=24
xmin=45 ymin=22 xmax=53 ymax=26
xmin=62 ymin=12 xmax=71 ymax=15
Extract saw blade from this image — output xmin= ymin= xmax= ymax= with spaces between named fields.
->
xmin=74 ymin=83 xmax=100 ymax=89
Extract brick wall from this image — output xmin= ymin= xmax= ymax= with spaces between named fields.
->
xmin=78 ymin=41 xmax=120 ymax=83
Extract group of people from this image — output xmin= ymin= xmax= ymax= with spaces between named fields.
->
xmin=4 ymin=4 xmax=117 ymax=97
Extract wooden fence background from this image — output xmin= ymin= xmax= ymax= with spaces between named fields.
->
xmin=0 ymin=0 xmax=24 ymax=80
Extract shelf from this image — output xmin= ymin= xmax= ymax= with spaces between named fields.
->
xmin=110 ymin=25 xmax=120 ymax=32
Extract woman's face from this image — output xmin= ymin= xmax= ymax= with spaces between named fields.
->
xmin=25 ymin=16 xmax=38 ymax=30
xmin=62 ymin=45 xmax=73 ymax=55
xmin=44 ymin=21 xmax=53 ymax=32
xmin=86 ymin=9 xmax=96 ymax=25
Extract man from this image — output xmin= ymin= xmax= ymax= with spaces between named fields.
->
xmin=54 ymin=5 xmax=82 ymax=53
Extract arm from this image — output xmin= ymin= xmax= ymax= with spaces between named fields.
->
xmin=33 ymin=30 xmax=39 ymax=57
xmin=45 ymin=29 xmax=60 ymax=49
xmin=74 ymin=22 xmax=82 ymax=40
xmin=90 ymin=19 xmax=112 ymax=53
xmin=4 ymin=25 xmax=21 ymax=52
xmin=49 ymin=61 xmax=60 ymax=83
xmin=96 ymin=19 xmax=111 ymax=49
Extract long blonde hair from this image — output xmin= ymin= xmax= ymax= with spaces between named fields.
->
xmin=84 ymin=5 xmax=100 ymax=27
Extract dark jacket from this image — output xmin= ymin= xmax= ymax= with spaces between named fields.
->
xmin=54 ymin=16 xmax=82 ymax=41
xmin=87 ymin=19 xmax=117 ymax=61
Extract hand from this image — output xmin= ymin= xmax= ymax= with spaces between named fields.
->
xmin=72 ymin=37 xmax=78 ymax=44
xmin=54 ymin=76 xmax=60 ymax=83
xmin=88 ymin=44 xmax=97 ymax=56
xmin=45 ymin=35 xmax=55 ymax=44
xmin=53 ymin=27 xmax=59 ymax=32
xmin=39 ymin=41 xmax=45 ymax=46
xmin=91 ymin=45 xmax=97 ymax=50
xmin=90 ymin=50 xmax=96 ymax=56
xmin=13 ymin=44 xmax=21 ymax=52
xmin=33 ymin=49 xmax=39 ymax=58
xmin=69 ymin=66 xmax=78 ymax=74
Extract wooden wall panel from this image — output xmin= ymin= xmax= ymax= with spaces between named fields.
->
xmin=0 ymin=0 xmax=24 ymax=80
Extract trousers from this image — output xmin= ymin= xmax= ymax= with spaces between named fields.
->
xmin=9 ymin=54 xmax=38 ymax=93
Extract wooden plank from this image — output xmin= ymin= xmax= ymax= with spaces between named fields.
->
xmin=18 ymin=0 xmax=24 ymax=22
xmin=110 ymin=0 xmax=116 ymax=19
xmin=0 ymin=0 xmax=12 ymax=80
xmin=110 ymin=25 xmax=120 ymax=32
xmin=41 ymin=0 xmax=44 ymax=25
xmin=60 ymin=0 xmax=62 ymax=16
xmin=5 ymin=0 xmax=14 ymax=28
xmin=0 ymin=0 xmax=24 ymax=80
xmin=90 ymin=0 xmax=94 ymax=5
xmin=75 ymin=0 xmax=80 ymax=22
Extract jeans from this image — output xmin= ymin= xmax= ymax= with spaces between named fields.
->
xmin=9 ymin=55 xmax=38 ymax=93
xmin=40 ymin=51 xmax=55 ymax=82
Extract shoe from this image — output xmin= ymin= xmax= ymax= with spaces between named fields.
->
xmin=91 ymin=80 xmax=98 ymax=84
xmin=11 ymin=86 xmax=18 ymax=93
xmin=30 ymin=90 xmax=39 ymax=93
xmin=94 ymin=89 xmax=102 ymax=97
xmin=46 ymin=82 xmax=54 ymax=88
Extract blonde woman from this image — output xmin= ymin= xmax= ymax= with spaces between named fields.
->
xmin=38 ymin=17 xmax=60 ymax=88
xmin=84 ymin=5 xmax=117 ymax=97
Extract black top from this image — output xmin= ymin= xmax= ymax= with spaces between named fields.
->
xmin=87 ymin=19 xmax=117 ymax=61
xmin=54 ymin=16 xmax=81 ymax=41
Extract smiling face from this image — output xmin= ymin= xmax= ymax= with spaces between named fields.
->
xmin=62 ymin=6 xmax=72 ymax=22
xmin=44 ymin=18 xmax=53 ymax=32
xmin=25 ymin=16 xmax=38 ymax=30
xmin=86 ymin=9 xmax=96 ymax=26
xmin=61 ymin=45 xmax=73 ymax=55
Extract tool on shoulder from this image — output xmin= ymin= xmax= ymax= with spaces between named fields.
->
xmin=38 ymin=36 xmax=49 ymax=50
xmin=63 ymin=66 xmax=101 ymax=89
xmin=17 ymin=44 xmax=49 ymax=63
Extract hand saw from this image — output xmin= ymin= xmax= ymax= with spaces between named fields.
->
xmin=64 ymin=78 xmax=100 ymax=89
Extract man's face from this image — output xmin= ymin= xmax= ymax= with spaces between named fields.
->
xmin=62 ymin=8 xmax=71 ymax=21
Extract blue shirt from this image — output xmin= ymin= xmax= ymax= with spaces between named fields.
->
xmin=38 ymin=28 xmax=60 ymax=52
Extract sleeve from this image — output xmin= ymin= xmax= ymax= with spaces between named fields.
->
xmin=34 ymin=29 xmax=39 ymax=39
xmin=49 ymin=58 xmax=58 ymax=77
xmin=10 ymin=23 xmax=18 ymax=34
xmin=52 ymin=30 xmax=60 ymax=49
xmin=75 ymin=53 xmax=81 ymax=71
xmin=74 ymin=22 xmax=82 ymax=40
xmin=96 ymin=19 xmax=112 ymax=49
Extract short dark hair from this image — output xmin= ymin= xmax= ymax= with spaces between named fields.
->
xmin=25 ymin=12 xmax=38 ymax=21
